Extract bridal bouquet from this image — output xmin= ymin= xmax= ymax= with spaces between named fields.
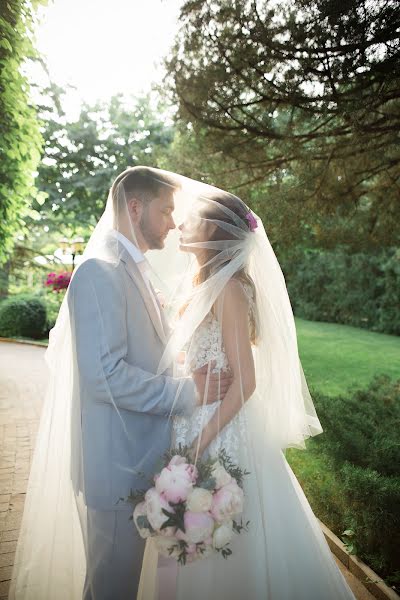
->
xmin=124 ymin=446 xmax=249 ymax=565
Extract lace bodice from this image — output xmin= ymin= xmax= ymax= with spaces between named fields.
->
xmin=173 ymin=282 xmax=254 ymax=460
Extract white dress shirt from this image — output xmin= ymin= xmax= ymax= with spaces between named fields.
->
xmin=111 ymin=230 xmax=162 ymax=322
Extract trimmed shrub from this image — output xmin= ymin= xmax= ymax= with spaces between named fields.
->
xmin=282 ymin=247 xmax=400 ymax=335
xmin=0 ymin=294 xmax=47 ymax=339
xmin=313 ymin=376 xmax=400 ymax=476
xmin=340 ymin=463 xmax=400 ymax=580
xmin=311 ymin=376 xmax=400 ymax=585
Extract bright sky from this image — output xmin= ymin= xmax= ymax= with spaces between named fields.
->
xmin=31 ymin=0 xmax=183 ymax=118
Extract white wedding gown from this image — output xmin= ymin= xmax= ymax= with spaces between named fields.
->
xmin=138 ymin=299 xmax=356 ymax=600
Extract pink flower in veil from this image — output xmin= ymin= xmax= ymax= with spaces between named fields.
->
xmin=245 ymin=211 xmax=258 ymax=232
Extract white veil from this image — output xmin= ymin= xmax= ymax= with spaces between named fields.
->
xmin=8 ymin=167 xmax=322 ymax=600
xmin=150 ymin=181 xmax=323 ymax=450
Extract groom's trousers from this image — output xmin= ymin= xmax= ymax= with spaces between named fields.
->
xmin=83 ymin=507 xmax=145 ymax=600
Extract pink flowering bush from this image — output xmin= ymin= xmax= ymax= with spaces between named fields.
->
xmin=45 ymin=271 xmax=71 ymax=293
xmin=124 ymin=447 xmax=250 ymax=565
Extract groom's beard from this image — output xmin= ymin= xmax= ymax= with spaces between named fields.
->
xmin=139 ymin=211 xmax=165 ymax=250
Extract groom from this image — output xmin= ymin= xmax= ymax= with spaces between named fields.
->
xmin=68 ymin=167 xmax=230 ymax=600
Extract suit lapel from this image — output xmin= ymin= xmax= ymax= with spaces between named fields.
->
xmin=148 ymin=279 xmax=171 ymax=338
xmin=119 ymin=248 xmax=167 ymax=345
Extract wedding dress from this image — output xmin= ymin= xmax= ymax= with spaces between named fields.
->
xmin=138 ymin=282 xmax=356 ymax=600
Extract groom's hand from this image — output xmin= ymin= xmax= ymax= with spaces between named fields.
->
xmin=192 ymin=361 xmax=233 ymax=406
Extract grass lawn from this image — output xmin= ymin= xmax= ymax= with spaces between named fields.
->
xmin=284 ymin=440 xmax=347 ymax=535
xmin=3 ymin=317 xmax=399 ymax=395
xmin=295 ymin=317 xmax=400 ymax=396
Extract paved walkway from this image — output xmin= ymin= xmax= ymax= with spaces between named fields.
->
xmin=0 ymin=341 xmax=375 ymax=600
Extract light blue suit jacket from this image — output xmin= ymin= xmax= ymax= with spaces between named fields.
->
xmin=68 ymin=243 xmax=195 ymax=510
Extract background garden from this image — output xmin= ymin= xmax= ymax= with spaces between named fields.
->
xmin=0 ymin=0 xmax=399 ymax=591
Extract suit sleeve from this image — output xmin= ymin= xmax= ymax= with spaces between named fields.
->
xmin=68 ymin=259 xmax=196 ymax=418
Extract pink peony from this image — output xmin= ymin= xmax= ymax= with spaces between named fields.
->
xmin=145 ymin=487 xmax=173 ymax=531
xmin=183 ymin=511 xmax=215 ymax=544
xmin=211 ymin=480 xmax=244 ymax=523
xmin=155 ymin=463 xmax=196 ymax=503
xmin=211 ymin=461 xmax=232 ymax=489
xmin=168 ymin=455 xmax=187 ymax=467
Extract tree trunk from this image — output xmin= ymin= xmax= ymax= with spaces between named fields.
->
xmin=0 ymin=260 xmax=10 ymax=299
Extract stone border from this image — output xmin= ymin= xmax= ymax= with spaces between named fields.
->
xmin=0 ymin=338 xmax=397 ymax=599
xmin=0 ymin=337 xmax=48 ymax=348
xmin=319 ymin=520 xmax=399 ymax=600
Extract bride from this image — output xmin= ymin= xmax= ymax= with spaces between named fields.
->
xmin=138 ymin=184 xmax=356 ymax=600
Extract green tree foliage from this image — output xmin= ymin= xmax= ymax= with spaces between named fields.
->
xmin=282 ymin=247 xmax=400 ymax=335
xmin=33 ymin=93 xmax=174 ymax=233
xmin=166 ymin=0 xmax=400 ymax=249
xmin=0 ymin=0 xmax=45 ymax=265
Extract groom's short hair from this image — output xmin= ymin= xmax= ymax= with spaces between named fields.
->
xmin=111 ymin=166 xmax=180 ymax=210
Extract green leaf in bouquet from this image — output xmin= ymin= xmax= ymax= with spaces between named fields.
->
xmin=136 ymin=515 xmax=154 ymax=532
xmin=128 ymin=488 xmax=147 ymax=504
xmin=198 ymin=477 xmax=217 ymax=490
xmin=232 ymin=518 xmax=250 ymax=534
xmin=196 ymin=456 xmax=215 ymax=482
xmin=218 ymin=449 xmax=250 ymax=488
xmin=217 ymin=545 xmax=233 ymax=559
xmin=119 ymin=488 xmax=147 ymax=507
xmin=176 ymin=540 xmax=189 ymax=565
xmin=161 ymin=503 xmax=186 ymax=533
xmin=163 ymin=443 xmax=193 ymax=465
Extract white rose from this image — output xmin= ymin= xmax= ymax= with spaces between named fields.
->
xmin=145 ymin=488 xmax=172 ymax=531
xmin=186 ymin=487 xmax=213 ymax=512
xmin=212 ymin=522 xmax=233 ymax=549
xmin=211 ymin=461 xmax=232 ymax=489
